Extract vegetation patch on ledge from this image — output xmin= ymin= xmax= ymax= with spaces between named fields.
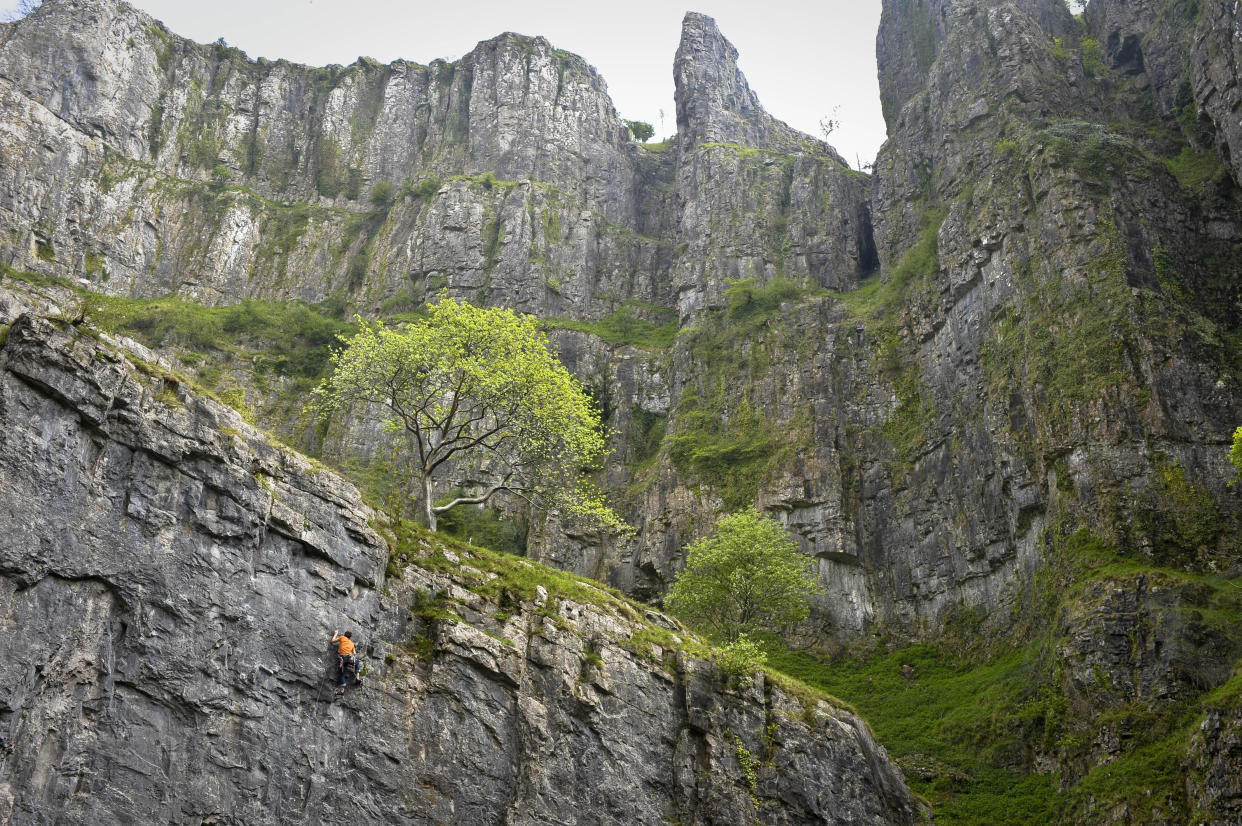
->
xmin=88 ymin=294 xmax=353 ymax=383
xmin=665 ymin=277 xmax=821 ymax=509
xmin=543 ymin=301 xmax=677 ymax=350
xmin=383 ymin=519 xmax=854 ymax=721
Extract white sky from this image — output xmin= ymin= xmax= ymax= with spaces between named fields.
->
xmin=6 ymin=0 xmax=888 ymax=167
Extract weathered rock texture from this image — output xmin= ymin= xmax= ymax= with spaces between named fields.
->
xmin=0 ymin=0 xmax=868 ymax=322
xmin=861 ymin=1 xmax=1242 ymax=817
xmin=563 ymin=0 xmax=1242 ymax=647
xmin=1189 ymin=701 xmax=1242 ymax=825
xmin=4 ymin=0 xmax=1242 ymax=820
xmin=0 ymin=312 xmax=924 ymax=825
xmin=844 ymin=0 xmax=1242 ymax=632
xmin=4 ymin=0 xmax=1239 ymax=653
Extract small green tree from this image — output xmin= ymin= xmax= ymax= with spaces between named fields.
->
xmin=369 ymin=181 xmax=395 ymax=207
xmin=818 ymin=105 xmax=841 ymax=140
xmin=624 ymin=119 xmax=655 ymax=142
xmin=664 ymin=507 xmax=823 ymax=641
xmin=312 ymin=298 xmax=624 ymax=533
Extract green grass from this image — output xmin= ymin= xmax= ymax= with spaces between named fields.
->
xmin=544 ymin=302 xmax=677 ymax=350
xmin=385 ymin=520 xmax=716 ymax=662
xmin=756 ymin=525 xmax=1242 ymax=825
xmin=1164 ymin=146 xmax=1223 ymax=189
xmin=0 ymin=266 xmax=354 ymax=446
xmin=697 ymin=141 xmax=795 ymax=161
xmin=721 ymin=277 xmax=808 ymax=321
xmin=638 ymin=139 xmax=672 ymax=152
xmin=90 ymin=295 xmax=353 ymax=381
xmin=388 ymin=521 xmax=624 ymax=609
xmin=0 ymin=261 xmax=74 ymax=290
xmin=766 ymin=641 xmax=1060 ymax=825
xmin=1080 ymin=37 xmax=1105 ymax=77
xmin=883 ymin=208 xmax=945 ymax=296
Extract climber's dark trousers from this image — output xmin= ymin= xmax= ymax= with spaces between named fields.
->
xmin=338 ymin=655 xmax=356 ymax=686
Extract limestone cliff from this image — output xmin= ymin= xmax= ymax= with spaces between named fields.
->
xmin=3 ymin=0 xmax=1242 ymax=820
xmin=860 ymin=1 xmax=1242 ymax=819
xmin=0 ymin=0 xmax=868 ymax=322
xmin=4 ymin=0 xmax=1238 ymax=648
xmin=862 ymin=0 xmax=1242 ymax=630
xmin=0 ymin=308 xmax=923 ymax=825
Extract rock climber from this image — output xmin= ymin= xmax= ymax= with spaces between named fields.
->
xmin=332 ymin=630 xmax=359 ymax=694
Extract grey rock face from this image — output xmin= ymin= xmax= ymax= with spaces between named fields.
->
xmin=0 ymin=1 xmax=870 ymax=326
xmin=0 ymin=313 xmax=924 ymax=825
xmin=1187 ymin=0 xmax=1242 ymax=185
xmin=674 ymin=13 xmax=829 ymax=158
xmin=1060 ymin=576 xmax=1241 ymax=709
xmin=2 ymin=0 xmax=1241 ymax=661
xmin=0 ymin=0 xmax=644 ymax=312
xmin=876 ymin=0 xmax=956 ymax=129
xmin=666 ymin=12 xmax=874 ymax=315
xmin=843 ymin=0 xmax=1242 ymax=647
xmin=875 ymin=0 xmax=1075 ymax=129
xmin=1056 ymin=0 xmax=1242 ymax=189
xmin=1189 ymin=703 xmax=1242 ymax=825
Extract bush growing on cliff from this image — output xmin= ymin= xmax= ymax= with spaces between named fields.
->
xmin=1232 ymin=426 xmax=1242 ymax=483
xmin=624 ymin=119 xmax=654 ymax=142
xmin=664 ymin=508 xmax=822 ymax=642
xmin=716 ymin=633 xmax=768 ymax=677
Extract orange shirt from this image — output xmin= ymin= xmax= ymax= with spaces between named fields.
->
xmin=334 ymin=635 xmax=355 ymax=656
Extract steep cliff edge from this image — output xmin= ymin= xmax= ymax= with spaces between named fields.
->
xmin=667 ymin=12 xmax=874 ymax=318
xmin=0 ymin=0 xmax=646 ymax=312
xmin=863 ymin=0 xmax=1242 ymax=628
xmin=0 ymin=308 xmax=924 ymax=825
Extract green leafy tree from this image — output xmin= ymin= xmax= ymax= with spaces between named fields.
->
xmin=369 ymin=181 xmax=395 ymax=207
xmin=312 ymin=298 xmax=624 ymax=533
xmin=664 ymin=508 xmax=823 ymax=641
xmin=624 ymin=119 xmax=655 ymax=142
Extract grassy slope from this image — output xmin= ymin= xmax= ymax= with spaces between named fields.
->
xmin=763 ymin=529 xmax=1242 ymax=825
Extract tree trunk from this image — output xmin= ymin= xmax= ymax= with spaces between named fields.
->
xmin=421 ymin=475 xmax=437 ymax=532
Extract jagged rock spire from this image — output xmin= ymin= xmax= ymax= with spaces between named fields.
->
xmin=674 ymin=11 xmax=842 ymax=159
xmin=673 ymin=12 xmax=767 ymax=146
